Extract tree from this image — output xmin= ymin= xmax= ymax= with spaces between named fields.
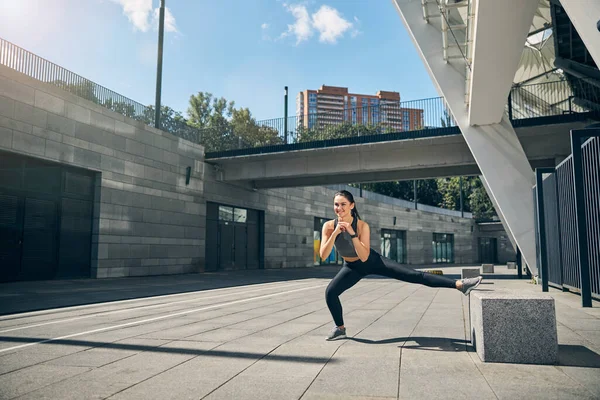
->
xmin=102 ymin=99 xmax=138 ymax=119
xmin=52 ymin=80 xmax=97 ymax=103
xmin=436 ymin=177 xmax=467 ymax=211
xmin=468 ymin=178 xmax=496 ymax=219
xmin=440 ymin=109 xmax=454 ymax=128
xmin=231 ymin=108 xmax=283 ymax=147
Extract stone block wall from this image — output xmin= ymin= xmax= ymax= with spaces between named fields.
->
xmin=1 ymin=64 xmax=482 ymax=278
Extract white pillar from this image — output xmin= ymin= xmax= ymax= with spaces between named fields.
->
xmin=468 ymin=0 xmax=539 ymax=125
xmin=392 ymin=0 xmax=539 ymax=273
xmin=560 ymin=0 xmax=600 ymax=67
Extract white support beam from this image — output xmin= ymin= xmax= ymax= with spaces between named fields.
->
xmin=467 ymin=0 xmax=539 ymax=126
xmin=560 ymin=0 xmax=600 ymax=67
xmin=392 ymin=0 xmax=538 ymax=273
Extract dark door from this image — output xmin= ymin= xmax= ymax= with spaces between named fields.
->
xmin=246 ymin=210 xmax=260 ymax=270
xmin=20 ymin=197 xmax=58 ymax=280
xmin=479 ymin=237 xmax=498 ymax=264
xmin=205 ymin=217 xmax=219 ymax=272
xmin=234 ymin=224 xmax=247 ymax=270
xmin=206 ymin=203 xmax=263 ymax=271
xmin=218 ymin=222 xmax=234 ymax=270
xmin=0 ymin=194 xmax=24 ymax=282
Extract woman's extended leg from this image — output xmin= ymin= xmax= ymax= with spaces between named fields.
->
xmin=373 ymin=255 xmax=457 ymax=288
xmin=325 ymin=266 xmax=365 ymax=327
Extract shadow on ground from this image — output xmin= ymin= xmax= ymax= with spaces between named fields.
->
xmin=0 ymin=336 xmax=335 ymax=364
xmin=349 ymin=336 xmax=600 ymax=368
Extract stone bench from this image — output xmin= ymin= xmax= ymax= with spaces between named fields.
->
xmin=461 ymin=268 xmax=480 ymax=279
xmin=469 ymin=290 xmax=558 ymax=364
xmin=507 ymin=262 xmax=516 ymax=269
xmin=482 ymin=264 xmax=495 ymax=273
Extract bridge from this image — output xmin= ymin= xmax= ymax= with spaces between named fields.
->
xmin=204 ymin=116 xmax=595 ymax=189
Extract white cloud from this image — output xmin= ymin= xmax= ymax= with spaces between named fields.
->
xmin=279 ymin=3 xmax=356 ymax=45
xmin=312 ymin=5 xmax=352 ymax=44
xmin=281 ymin=4 xmax=313 ymax=45
xmin=153 ymin=7 xmax=178 ymax=33
xmin=110 ymin=0 xmax=153 ymax=32
xmin=110 ymin=0 xmax=178 ymax=33
xmin=261 ymin=23 xmax=269 ymax=29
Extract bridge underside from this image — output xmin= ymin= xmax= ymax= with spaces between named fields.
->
xmin=207 ymin=121 xmax=589 ymax=189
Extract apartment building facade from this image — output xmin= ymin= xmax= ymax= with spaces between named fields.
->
xmin=296 ymin=85 xmax=423 ymax=132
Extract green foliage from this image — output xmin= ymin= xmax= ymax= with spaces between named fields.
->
xmin=440 ymin=109 xmax=453 ymax=128
xmin=468 ymin=177 xmax=496 ymax=220
xmin=352 ymin=176 xmax=496 ymax=220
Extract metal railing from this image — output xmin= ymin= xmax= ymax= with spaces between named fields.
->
xmin=0 ymin=38 xmax=150 ymax=122
xmin=509 ymin=79 xmax=599 ymax=119
xmin=2 ymin=37 xmax=598 ymax=156
xmin=533 ymin=129 xmax=600 ymax=306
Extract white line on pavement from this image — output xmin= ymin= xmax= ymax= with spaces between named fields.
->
xmin=0 ymin=281 xmax=315 ymax=334
xmin=0 ymin=279 xmax=318 ymax=322
xmin=0 ymin=283 xmax=327 ymax=354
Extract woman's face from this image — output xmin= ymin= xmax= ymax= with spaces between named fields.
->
xmin=334 ymin=195 xmax=354 ymax=218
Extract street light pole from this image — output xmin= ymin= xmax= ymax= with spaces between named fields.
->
xmin=154 ymin=0 xmax=166 ymax=130
xmin=284 ymin=86 xmax=288 ymax=144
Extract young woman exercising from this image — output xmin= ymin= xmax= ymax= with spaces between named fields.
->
xmin=320 ymin=190 xmax=482 ymax=341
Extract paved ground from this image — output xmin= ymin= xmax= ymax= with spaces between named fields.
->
xmin=0 ymin=265 xmax=598 ymax=399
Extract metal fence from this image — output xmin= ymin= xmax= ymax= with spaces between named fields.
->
xmin=533 ymin=129 xmax=600 ymax=306
xmin=0 ymin=38 xmax=150 ymax=122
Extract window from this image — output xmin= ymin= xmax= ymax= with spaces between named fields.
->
xmin=403 ymin=110 xmax=411 ymax=130
xmin=314 ymin=217 xmax=342 ymax=265
xmin=381 ymin=229 xmax=407 ymax=263
xmin=432 ymin=233 xmax=454 ymax=263
xmin=370 ymin=98 xmax=379 ymax=124
xmin=218 ymin=205 xmax=233 ymax=221
xmin=219 ymin=205 xmax=248 ymax=224
xmin=351 ymin=97 xmax=357 ymax=124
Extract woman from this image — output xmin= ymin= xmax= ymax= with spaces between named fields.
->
xmin=320 ymin=190 xmax=482 ymax=341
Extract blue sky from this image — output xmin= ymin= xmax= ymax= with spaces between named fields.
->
xmin=1 ymin=0 xmax=438 ymax=121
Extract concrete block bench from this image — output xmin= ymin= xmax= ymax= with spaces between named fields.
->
xmin=507 ymin=262 xmax=516 ymax=269
xmin=462 ymin=268 xmax=480 ymax=279
xmin=469 ymin=290 xmax=558 ymax=364
xmin=482 ymin=264 xmax=495 ymax=273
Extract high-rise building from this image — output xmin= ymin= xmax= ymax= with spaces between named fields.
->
xmin=296 ymin=85 xmax=423 ymax=132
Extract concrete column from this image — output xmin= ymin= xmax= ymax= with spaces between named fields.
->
xmin=468 ymin=0 xmax=539 ymax=125
xmin=392 ymin=0 xmax=538 ymax=273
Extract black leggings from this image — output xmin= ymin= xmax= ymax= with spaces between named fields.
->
xmin=325 ymin=249 xmax=457 ymax=326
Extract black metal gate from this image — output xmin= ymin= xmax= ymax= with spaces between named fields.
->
xmin=0 ymin=151 xmax=95 ymax=282
xmin=534 ymin=128 xmax=600 ymax=306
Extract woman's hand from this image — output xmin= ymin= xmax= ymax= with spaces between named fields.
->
xmin=337 ymin=220 xmax=356 ymax=236
xmin=332 ymin=221 xmax=345 ymax=237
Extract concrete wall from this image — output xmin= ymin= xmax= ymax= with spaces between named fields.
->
xmin=200 ymin=175 xmax=478 ymax=269
xmin=0 ymin=64 xmax=480 ymax=279
xmin=0 ymin=65 xmax=205 ymax=278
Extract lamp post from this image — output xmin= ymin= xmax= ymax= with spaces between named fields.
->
xmin=284 ymin=86 xmax=288 ymax=144
xmin=154 ymin=0 xmax=165 ymax=129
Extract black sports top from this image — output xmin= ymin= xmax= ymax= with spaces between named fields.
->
xmin=333 ymin=218 xmax=359 ymax=258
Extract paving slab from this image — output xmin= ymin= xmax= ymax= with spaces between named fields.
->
xmin=0 ymin=268 xmax=598 ymax=399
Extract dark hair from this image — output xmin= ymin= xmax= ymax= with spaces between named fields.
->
xmin=334 ymin=190 xmax=361 ymax=219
